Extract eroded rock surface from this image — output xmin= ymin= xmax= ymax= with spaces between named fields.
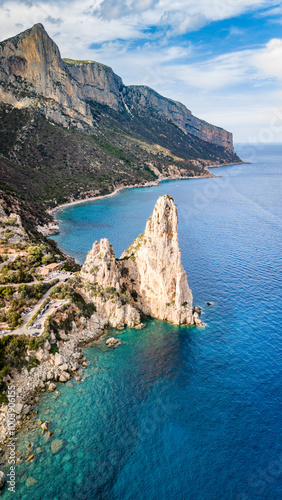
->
xmin=81 ymin=195 xmax=202 ymax=327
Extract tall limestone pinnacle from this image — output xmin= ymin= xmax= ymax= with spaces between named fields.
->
xmin=81 ymin=195 xmax=202 ymax=327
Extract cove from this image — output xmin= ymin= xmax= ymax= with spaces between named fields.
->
xmin=3 ymin=144 xmax=282 ymax=500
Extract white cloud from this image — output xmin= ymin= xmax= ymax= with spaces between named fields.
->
xmin=160 ymin=10 xmax=208 ymax=35
xmin=253 ymin=38 xmax=282 ymax=79
xmin=93 ymin=0 xmax=130 ymax=21
xmin=0 ymin=0 xmax=277 ymax=45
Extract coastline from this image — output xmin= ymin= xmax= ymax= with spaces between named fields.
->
xmin=49 ymin=160 xmax=245 ymax=218
xmin=0 ymin=159 xmax=245 ymax=468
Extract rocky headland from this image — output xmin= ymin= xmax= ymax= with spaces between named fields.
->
xmin=0 ymin=23 xmax=232 ymax=151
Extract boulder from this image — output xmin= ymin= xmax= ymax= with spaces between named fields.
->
xmin=59 ymin=363 xmax=69 ymax=372
xmin=47 ymin=382 xmax=56 ymax=392
xmin=41 ymin=421 xmax=49 ymax=432
xmin=193 ymin=306 xmax=202 ymax=315
xmin=135 ymin=323 xmax=146 ymax=330
xmin=59 ymin=372 xmax=70 ymax=383
xmin=54 ymin=353 xmax=64 ymax=366
xmin=106 ymin=337 xmax=121 ymax=348
xmin=14 ymin=403 xmax=23 ymax=414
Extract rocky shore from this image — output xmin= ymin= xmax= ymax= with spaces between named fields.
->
xmin=0 ymin=313 xmax=108 ymax=463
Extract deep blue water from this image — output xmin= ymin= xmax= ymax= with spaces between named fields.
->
xmin=4 ymin=144 xmax=282 ymax=499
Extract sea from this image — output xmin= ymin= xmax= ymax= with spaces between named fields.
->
xmin=2 ymin=143 xmax=282 ymax=499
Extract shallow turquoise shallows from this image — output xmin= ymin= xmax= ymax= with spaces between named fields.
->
xmin=3 ymin=144 xmax=282 ymax=500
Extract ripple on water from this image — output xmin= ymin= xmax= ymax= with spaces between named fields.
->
xmin=3 ymin=145 xmax=282 ymax=500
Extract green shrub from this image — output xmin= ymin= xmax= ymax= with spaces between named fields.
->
xmin=61 ymin=260 xmax=81 ymax=272
xmin=29 ymin=337 xmax=44 ymax=350
xmin=105 ymin=286 xmax=117 ymax=295
xmin=49 ymin=344 xmax=59 ymax=355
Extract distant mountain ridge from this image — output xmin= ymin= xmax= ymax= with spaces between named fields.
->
xmin=0 ymin=23 xmax=233 ymax=151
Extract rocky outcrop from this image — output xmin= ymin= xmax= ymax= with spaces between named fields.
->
xmin=36 ymin=221 xmax=59 ymax=236
xmin=66 ymin=59 xmax=124 ymax=112
xmin=0 ymin=23 xmax=93 ymax=128
xmin=80 ymin=238 xmax=142 ymax=328
xmin=106 ymin=337 xmax=121 ymax=348
xmin=81 ymin=195 xmax=202 ymax=327
xmin=0 ymin=24 xmax=234 ymax=152
xmin=0 ymin=203 xmax=28 ymax=243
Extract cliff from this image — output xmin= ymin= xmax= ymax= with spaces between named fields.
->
xmin=0 ymin=24 xmax=242 ymax=217
xmin=0 ymin=23 xmax=234 ymax=152
xmin=80 ymin=195 xmax=202 ymax=327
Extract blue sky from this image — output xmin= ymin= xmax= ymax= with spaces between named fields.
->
xmin=1 ymin=0 xmax=282 ymax=142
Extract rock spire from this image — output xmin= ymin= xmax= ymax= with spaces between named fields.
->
xmin=81 ymin=195 xmax=202 ymax=328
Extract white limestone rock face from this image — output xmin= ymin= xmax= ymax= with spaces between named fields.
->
xmin=81 ymin=195 xmax=201 ymax=327
xmin=120 ymin=195 xmax=194 ymax=325
xmin=80 ymin=239 xmax=141 ymax=328
xmin=80 ymin=239 xmax=121 ymax=290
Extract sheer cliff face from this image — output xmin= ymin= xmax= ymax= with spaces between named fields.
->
xmin=81 ymin=195 xmax=199 ymax=327
xmin=0 ymin=23 xmax=92 ymax=126
xmin=0 ymin=23 xmax=234 ymax=152
xmin=66 ymin=61 xmax=124 ymax=112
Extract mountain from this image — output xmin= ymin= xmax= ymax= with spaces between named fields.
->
xmin=0 ymin=24 xmax=241 ymax=234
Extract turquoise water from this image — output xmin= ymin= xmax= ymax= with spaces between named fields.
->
xmin=2 ymin=144 xmax=282 ymax=499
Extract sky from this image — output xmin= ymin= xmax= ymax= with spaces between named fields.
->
xmin=1 ymin=0 xmax=282 ymax=143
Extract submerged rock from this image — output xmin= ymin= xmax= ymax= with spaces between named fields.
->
xmin=26 ymin=477 xmax=38 ymax=487
xmin=51 ymin=439 xmax=64 ymax=455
